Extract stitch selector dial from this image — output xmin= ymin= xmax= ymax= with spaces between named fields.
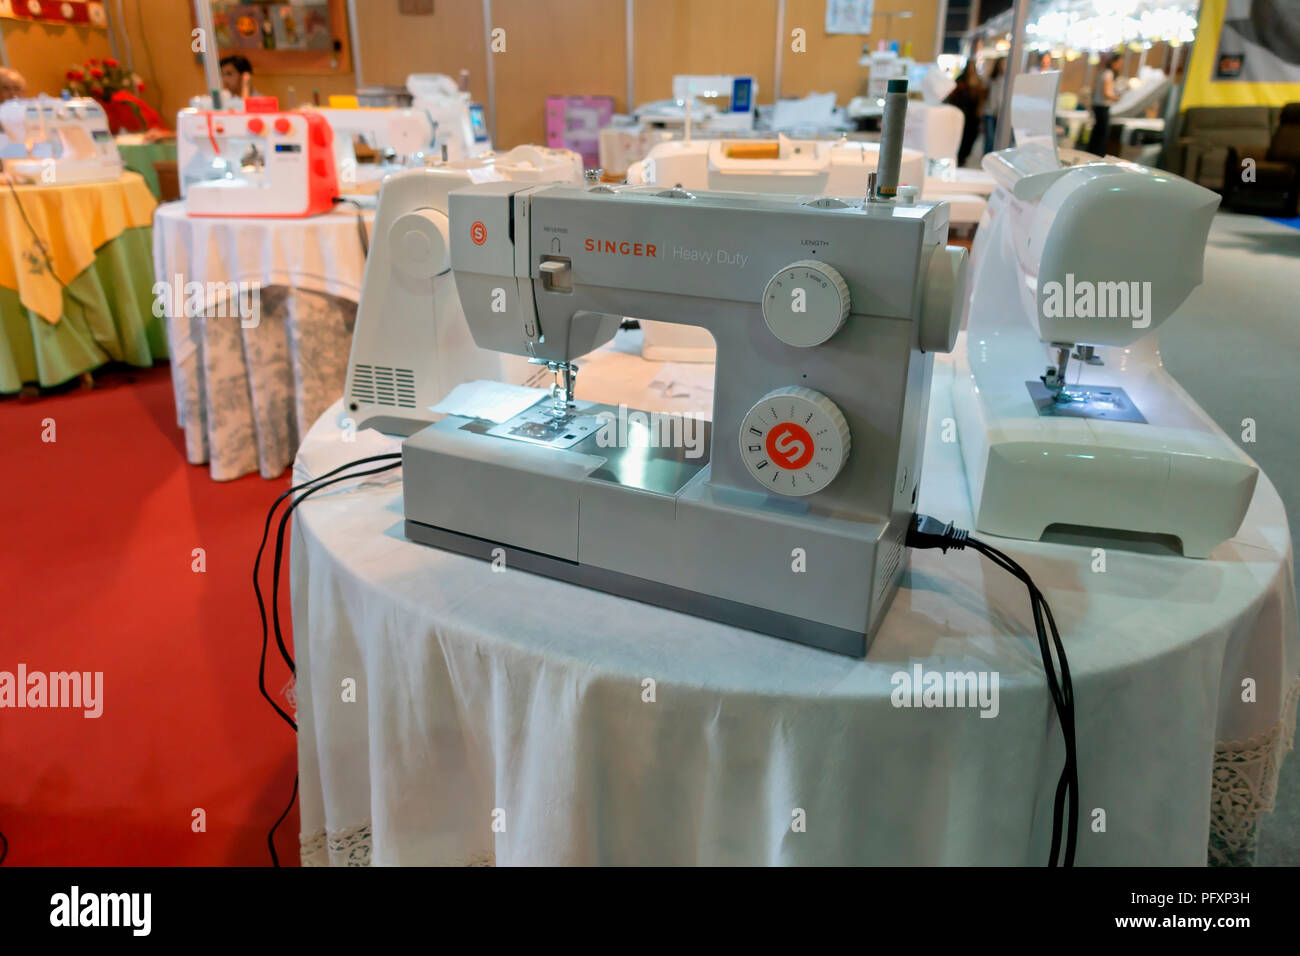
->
xmin=761 ymin=260 xmax=850 ymax=347
xmin=738 ymin=386 xmax=850 ymax=496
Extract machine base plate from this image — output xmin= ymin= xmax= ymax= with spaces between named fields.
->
xmin=404 ymin=519 xmax=870 ymax=658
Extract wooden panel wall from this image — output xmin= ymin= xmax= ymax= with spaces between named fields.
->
xmin=782 ymin=0 xmax=936 ymax=102
xmin=2 ymin=21 xmax=115 ymax=107
xmin=632 ymin=0 xmax=778 ymax=106
xmin=5 ymin=0 xmax=947 ymax=146
xmin=491 ymin=0 xmax=628 ymax=149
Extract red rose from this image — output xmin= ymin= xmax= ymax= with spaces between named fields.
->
xmin=137 ymin=81 xmax=146 ymax=93
xmin=90 ymin=68 xmax=104 ymax=79
xmin=91 ymin=86 xmax=103 ymax=97
xmin=87 ymin=58 xmax=99 ymax=66
xmin=104 ymin=57 xmax=119 ymax=68
xmin=70 ymin=70 xmax=85 ymax=81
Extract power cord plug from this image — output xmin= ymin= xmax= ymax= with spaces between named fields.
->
xmin=906 ymin=513 xmax=970 ymax=553
xmin=905 ymin=512 xmax=1077 ymax=867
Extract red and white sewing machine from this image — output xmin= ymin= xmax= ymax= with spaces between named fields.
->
xmin=177 ymin=97 xmax=338 ymax=218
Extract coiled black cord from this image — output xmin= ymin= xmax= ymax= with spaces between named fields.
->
xmin=254 ymin=451 xmax=402 ymax=865
xmin=907 ymin=514 xmax=1078 ymax=867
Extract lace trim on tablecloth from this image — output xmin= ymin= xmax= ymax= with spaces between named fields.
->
xmin=299 ymin=822 xmax=494 ymax=867
xmin=1209 ymin=677 xmax=1300 ymax=866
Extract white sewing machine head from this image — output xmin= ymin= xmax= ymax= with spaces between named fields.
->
xmin=627 ymin=134 xmax=925 ymax=197
xmin=406 ymin=73 xmax=491 ymax=161
xmin=343 ymin=145 xmax=584 ymax=435
xmin=952 ymin=72 xmax=1256 ymax=559
xmin=307 ymin=104 xmax=436 ymax=194
xmin=177 ymin=99 xmax=339 ymax=217
xmin=0 ymin=95 xmax=123 ymax=185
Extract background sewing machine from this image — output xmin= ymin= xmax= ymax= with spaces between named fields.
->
xmin=309 ymin=99 xmax=435 ymax=195
xmin=0 ymin=95 xmax=123 ymax=185
xmin=177 ymin=98 xmax=339 ymax=218
xmin=597 ymin=74 xmax=758 ymax=176
xmin=398 ymin=177 xmax=967 ymax=656
xmin=406 ymin=73 xmax=491 ymax=161
xmin=953 ymin=74 xmax=1257 ymax=559
xmin=625 ymin=134 xmax=926 ymax=362
xmin=343 ymin=145 xmax=584 ymax=435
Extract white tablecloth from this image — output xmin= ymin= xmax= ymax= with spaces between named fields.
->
xmin=153 ymin=201 xmax=374 ymax=480
xmin=291 ymin=340 xmax=1299 ymax=866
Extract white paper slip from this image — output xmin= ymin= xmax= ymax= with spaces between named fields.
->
xmin=430 ymin=380 xmax=550 ymax=424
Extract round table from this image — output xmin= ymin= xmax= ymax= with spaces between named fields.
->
xmin=153 ymin=201 xmax=375 ymax=480
xmin=290 ymin=339 xmax=1299 ymax=866
xmin=0 ymin=171 xmax=162 ymax=392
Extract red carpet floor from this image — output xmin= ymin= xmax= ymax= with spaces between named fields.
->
xmin=0 ymin=364 xmax=299 ymax=865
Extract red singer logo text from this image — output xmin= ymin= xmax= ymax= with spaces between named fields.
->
xmin=470 ymin=221 xmax=487 ymax=245
xmin=766 ymin=423 xmax=814 ymax=470
xmin=584 ymin=238 xmax=657 ymax=257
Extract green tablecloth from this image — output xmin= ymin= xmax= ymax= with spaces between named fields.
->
xmin=0 ymin=225 xmax=166 ymax=393
xmin=117 ymin=142 xmax=178 ymax=198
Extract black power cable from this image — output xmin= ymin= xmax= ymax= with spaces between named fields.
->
xmin=907 ymin=514 xmax=1078 ymax=867
xmin=254 ymin=452 xmax=403 ymax=865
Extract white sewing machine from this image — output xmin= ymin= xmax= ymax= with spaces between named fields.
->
xmin=638 ymin=74 xmax=758 ymax=132
xmin=407 ymin=73 xmax=491 ymax=161
xmin=626 ymin=134 xmax=927 ymax=361
xmin=952 ymin=76 xmax=1258 ymax=558
xmin=343 ymin=145 xmax=584 ymax=435
xmin=177 ymin=102 xmax=339 ymax=217
xmin=597 ymin=75 xmax=759 ymax=177
xmin=308 ymin=104 xmax=435 ymax=194
xmin=0 ymin=96 xmax=123 ymax=185
xmin=398 ymin=153 xmax=968 ymax=655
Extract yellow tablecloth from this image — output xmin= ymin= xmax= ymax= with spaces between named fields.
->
xmin=0 ymin=172 xmax=157 ymax=325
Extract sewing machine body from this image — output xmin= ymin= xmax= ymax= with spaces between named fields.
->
xmin=309 ymin=106 xmax=435 ymax=193
xmin=406 ymin=73 xmax=491 ymax=161
xmin=954 ymin=123 xmax=1258 ymax=557
xmin=625 ymin=135 xmax=927 ymax=361
xmin=177 ymin=104 xmax=339 ymax=217
xmin=0 ymin=96 xmax=123 ymax=185
xmin=342 ymin=146 xmax=584 ymax=435
xmin=401 ymin=182 xmax=967 ymax=655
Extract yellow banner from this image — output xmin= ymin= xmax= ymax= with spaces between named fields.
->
xmin=1182 ymin=0 xmax=1300 ymax=108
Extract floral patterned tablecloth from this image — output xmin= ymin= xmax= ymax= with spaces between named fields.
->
xmin=153 ymin=201 xmax=373 ymax=480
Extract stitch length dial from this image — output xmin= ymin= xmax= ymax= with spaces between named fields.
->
xmin=739 ymin=386 xmax=851 ymax=496
xmin=761 ymin=260 xmax=850 ymax=347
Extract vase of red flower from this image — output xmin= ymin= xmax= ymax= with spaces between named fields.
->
xmin=63 ymin=57 xmax=167 ymax=134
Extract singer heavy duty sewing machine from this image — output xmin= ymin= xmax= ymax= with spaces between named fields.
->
xmin=399 ymin=179 xmax=967 ymax=656
xmin=177 ymin=98 xmax=339 ymax=217
xmin=952 ymin=78 xmax=1258 ymax=558
xmin=0 ymin=96 xmax=123 ymax=185
xmin=343 ymin=145 xmax=584 ymax=435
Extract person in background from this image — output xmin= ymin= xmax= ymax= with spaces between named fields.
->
xmin=219 ymin=55 xmax=256 ymax=102
xmin=1087 ymin=51 xmax=1123 ymax=156
xmin=945 ymin=59 xmax=985 ymax=168
xmin=0 ymin=67 xmax=25 ymax=103
xmin=1030 ymin=52 xmax=1055 ymax=73
xmin=983 ymin=57 xmax=1006 ymax=156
